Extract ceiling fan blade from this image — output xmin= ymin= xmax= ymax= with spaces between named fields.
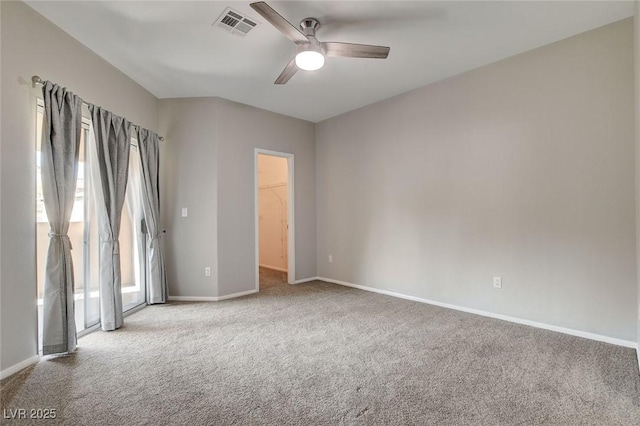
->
xmin=321 ymin=42 xmax=390 ymax=59
xmin=274 ymin=57 xmax=298 ymax=85
xmin=250 ymin=2 xmax=308 ymax=44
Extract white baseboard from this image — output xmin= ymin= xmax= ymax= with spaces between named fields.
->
xmin=259 ymin=264 xmax=288 ymax=273
xmin=168 ymin=296 xmax=218 ymax=302
xmin=217 ymin=289 xmax=258 ymax=301
xmin=318 ymin=277 xmax=638 ymax=349
xmin=637 ymin=347 xmax=640 ymax=374
xmin=293 ymin=276 xmax=320 ymax=284
xmin=168 ymin=289 xmax=258 ymax=302
xmin=0 ymin=355 xmax=39 ymax=380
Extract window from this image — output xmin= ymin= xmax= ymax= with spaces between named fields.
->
xmin=121 ymin=140 xmax=146 ymax=309
xmin=36 ymin=101 xmax=146 ymax=351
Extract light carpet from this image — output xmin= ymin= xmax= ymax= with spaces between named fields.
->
xmin=2 ymin=277 xmax=639 ymax=425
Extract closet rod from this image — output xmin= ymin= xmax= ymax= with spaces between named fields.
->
xmin=31 ymin=75 xmax=164 ymax=141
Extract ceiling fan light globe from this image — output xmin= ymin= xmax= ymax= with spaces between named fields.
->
xmin=295 ymin=50 xmax=325 ymax=71
xmin=294 ymin=42 xmax=326 ymax=71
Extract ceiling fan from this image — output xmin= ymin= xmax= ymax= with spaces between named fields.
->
xmin=249 ymin=1 xmax=390 ymax=84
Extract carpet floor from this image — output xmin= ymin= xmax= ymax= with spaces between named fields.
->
xmin=2 ymin=278 xmax=639 ymax=425
xmin=259 ymin=266 xmax=288 ymax=290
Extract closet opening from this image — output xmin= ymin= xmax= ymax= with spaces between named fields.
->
xmin=255 ymin=150 xmax=294 ymax=290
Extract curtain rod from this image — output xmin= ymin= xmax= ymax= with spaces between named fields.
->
xmin=31 ymin=75 xmax=165 ymax=141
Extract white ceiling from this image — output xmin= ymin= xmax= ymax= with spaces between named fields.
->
xmin=26 ymin=1 xmax=634 ymax=123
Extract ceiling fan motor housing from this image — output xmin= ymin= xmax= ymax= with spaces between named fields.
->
xmin=300 ymin=18 xmax=321 ymax=38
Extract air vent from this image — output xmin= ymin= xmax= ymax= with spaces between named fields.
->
xmin=214 ymin=7 xmax=258 ymax=37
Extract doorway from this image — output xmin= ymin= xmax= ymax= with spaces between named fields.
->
xmin=255 ymin=149 xmax=294 ymax=290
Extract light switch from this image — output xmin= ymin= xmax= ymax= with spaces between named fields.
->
xmin=181 ymin=208 xmax=188 ymax=217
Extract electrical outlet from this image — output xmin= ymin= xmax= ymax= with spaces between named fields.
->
xmin=493 ymin=276 xmax=502 ymax=289
xmin=328 ymin=255 xmax=333 ymax=263
xmin=205 ymin=267 xmax=211 ymax=277
xmin=181 ymin=207 xmax=188 ymax=217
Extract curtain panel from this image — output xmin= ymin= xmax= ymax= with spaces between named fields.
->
xmin=137 ymin=129 xmax=168 ymax=304
xmin=88 ymin=105 xmax=131 ymax=331
xmin=41 ymin=82 xmax=83 ymax=355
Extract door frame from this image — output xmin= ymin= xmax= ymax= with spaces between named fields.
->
xmin=254 ymin=148 xmax=295 ymax=289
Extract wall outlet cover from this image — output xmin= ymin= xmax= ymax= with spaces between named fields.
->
xmin=493 ymin=276 xmax=502 ymax=289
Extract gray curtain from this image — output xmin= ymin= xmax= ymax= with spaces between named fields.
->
xmin=88 ymin=105 xmax=131 ymax=331
xmin=137 ymin=129 xmax=168 ymax=304
xmin=41 ymin=82 xmax=82 ymax=355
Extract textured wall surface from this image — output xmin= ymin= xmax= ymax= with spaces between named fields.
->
xmin=216 ymin=98 xmax=316 ymax=294
xmin=159 ymin=97 xmax=316 ymax=298
xmin=317 ymin=19 xmax=636 ymax=341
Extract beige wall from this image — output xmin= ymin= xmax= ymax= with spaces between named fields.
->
xmin=316 ymin=19 xmax=636 ymax=341
xmin=1 ymin=1 xmax=159 ymax=372
xmin=158 ymin=98 xmax=219 ymax=298
xmin=258 ymin=155 xmax=288 ymax=272
xmin=216 ymin=98 xmax=316 ymax=295
xmin=159 ymin=97 xmax=316 ymax=298
xmin=635 ymin=2 xmax=640 ymax=365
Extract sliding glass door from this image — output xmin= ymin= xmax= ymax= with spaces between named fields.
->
xmin=121 ymin=143 xmax=146 ymax=310
xmin=36 ymin=102 xmax=147 ymax=350
xmin=36 ymin=102 xmax=100 ymax=340
xmin=84 ymin=143 xmax=101 ymax=329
